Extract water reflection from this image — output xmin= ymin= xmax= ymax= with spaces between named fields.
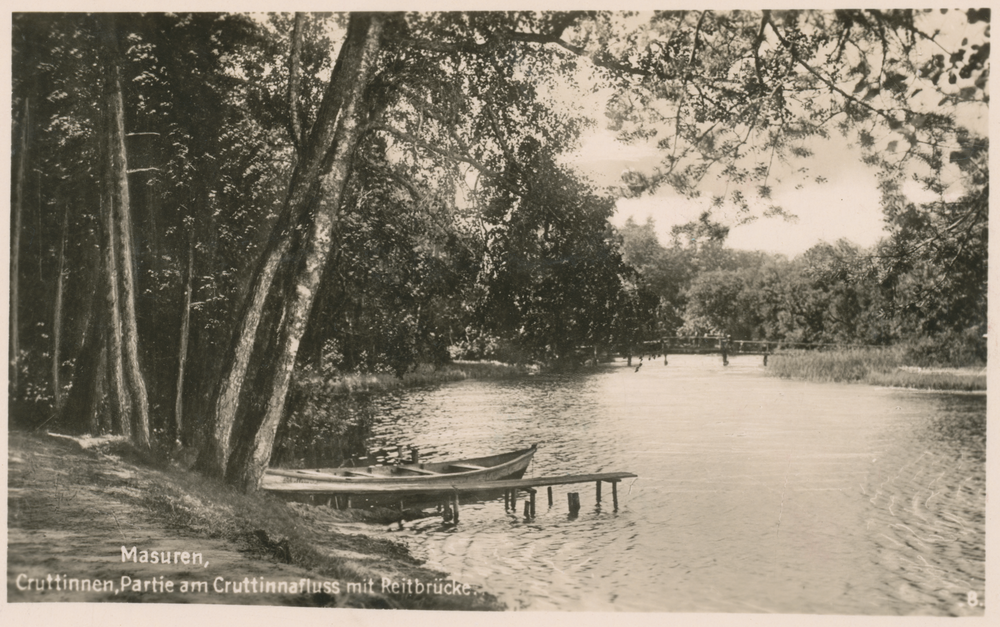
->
xmin=295 ymin=356 xmax=986 ymax=614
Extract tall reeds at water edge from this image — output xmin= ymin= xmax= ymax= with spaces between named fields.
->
xmin=768 ymin=347 xmax=985 ymax=391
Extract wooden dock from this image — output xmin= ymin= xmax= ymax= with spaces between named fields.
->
xmin=263 ymin=471 xmax=637 ymax=519
xmin=263 ymin=471 xmax=635 ymax=495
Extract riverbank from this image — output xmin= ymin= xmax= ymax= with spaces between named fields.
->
xmin=301 ymin=361 xmax=533 ymax=396
xmin=766 ymin=348 xmax=986 ymax=391
xmin=277 ymin=360 xmax=536 ymax=467
xmin=6 ymin=430 xmax=503 ymax=609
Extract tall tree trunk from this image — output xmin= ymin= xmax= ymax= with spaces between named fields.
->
xmin=174 ymin=233 xmax=194 ymax=446
xmin=60 ymin=288 xmax=107 ymax=433
xmin=97 ymin=15 xmax=150 ymax=447
xmin=223 ymin=14 xmax=385 ymax=490
xmin=98 ymin=186 xmax=132 ymax=439
xmin=10 ymin=98 xmax=28 ymax=399
xmin=52 ymin=203 xmax=69 ymax=413
xmin=59 ymin=222 xmax=103 ymax=433
xmin=111 ymin=65 xmax=151 ymax=448
xmin=203 ymin=13 xmax=384 ymax=479
xmin=287 ymin=12 xmax=307 ymax=153
xmin=90 ymin=345 xmax=110 ymax=435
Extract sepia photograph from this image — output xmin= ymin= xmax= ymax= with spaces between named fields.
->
xmin=4 ymin=4 xmax=992 ymax=623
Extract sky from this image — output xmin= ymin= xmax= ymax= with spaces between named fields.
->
xmin=553 ymin=9 xmax=987 ymax=259
xmin=566 ymin=127 xmax=887 ymax=257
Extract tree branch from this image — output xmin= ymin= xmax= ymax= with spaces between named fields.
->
xmin=287 ymin=12 xmax=306 ymax=155
xmin=867 ymin=9 xmax=952 ymax=56
xmin=690 ymin=10 xmax=709 ymax=66
xmin=378 ymin=124 xmax=503 ymax=180
xmin=764 ymin=11 xmax=903 ymax=130
xmin=396 ymin=20 xmax=653 ymax=79
xmin=752 ymin=13 xmax=768 ymax=86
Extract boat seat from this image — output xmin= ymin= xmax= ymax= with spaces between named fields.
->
xmin=344 ymin=470 xmax=374 ymax=477
xmin=449 ymin=463 xmax=487 ymax=471
xmin=394 ymin=466 xmax=439 ymax=475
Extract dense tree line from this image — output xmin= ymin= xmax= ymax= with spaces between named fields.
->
xmin=10 ymin=11 xmax=987 ymax=490
xmin=619 ymin=202 xmax=986 ymax=366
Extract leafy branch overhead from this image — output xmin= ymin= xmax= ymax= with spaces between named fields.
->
xmin=554 ymin=11 xmax=985 ymax=211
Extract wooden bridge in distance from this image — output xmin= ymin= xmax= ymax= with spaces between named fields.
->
xmin=576 ymin=336 xmax=872 ymax=366
xmin=637 ymin=336 xmax=773 ymax=356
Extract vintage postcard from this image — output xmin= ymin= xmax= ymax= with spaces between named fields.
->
xmin=3 ymin=3 xmax=994 ymax=626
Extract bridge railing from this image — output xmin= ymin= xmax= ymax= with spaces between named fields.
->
xmin=626 ymin=337 xmax=874 ymax=356
xmin=573 ymin=338 xmax=875 ymax=362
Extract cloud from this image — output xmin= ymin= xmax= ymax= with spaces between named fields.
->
xmin=606 ymin=144 xmax=888 ymax=257
xmin=566 ymin=124 xmax=893 ymax=257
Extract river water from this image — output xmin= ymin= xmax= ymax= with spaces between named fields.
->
xmin=347 ymin=355 xmax=986 ymax=614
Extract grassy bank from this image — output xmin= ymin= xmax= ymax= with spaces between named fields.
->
xmin=7 ymin=430 xmax=503 ymax=609
xmin=298 ymin=361 xmax=532 ymax=396
xmin=766 ymin=347 xmax=986 ymax=391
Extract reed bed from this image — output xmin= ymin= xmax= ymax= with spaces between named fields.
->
xmin=865 ymin=369 xmax=986 ymax=392
xmin=767 ymin=347 xmax=986 ymax=391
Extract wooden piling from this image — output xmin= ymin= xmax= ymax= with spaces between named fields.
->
xmin=410 ymin=448 xmax=420 ymax=464
xmin=523 ymin=501 xmax=530 ymax=518
xmin=596 ymin=480 xmax=602 ymax=504
xmin=568 ymin=492 xmax=580 ymax=515
xmin=612 ymin=481 xmax=618 ymax=510
xmin=265 ymin=471 xmax=641 ymax=519
xmin=504 ymin=490 xmax=510 ymax=511
xmin=453 ymin=493 xmax=460 ymax=523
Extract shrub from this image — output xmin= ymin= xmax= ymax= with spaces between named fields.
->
xmin=900 ymin=328 xmax=987 ymax=368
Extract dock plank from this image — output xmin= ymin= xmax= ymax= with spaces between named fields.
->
xmin=261 ymin=472 xmax=637 ymax=495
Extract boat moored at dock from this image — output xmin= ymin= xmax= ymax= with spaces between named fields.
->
xmin=264 ymin=444 xmax=537 ymax=487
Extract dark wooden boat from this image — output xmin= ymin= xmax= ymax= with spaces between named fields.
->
xmin=263 ymin=444 xmax=537 ymax=488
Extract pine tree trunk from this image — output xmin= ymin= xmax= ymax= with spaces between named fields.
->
xmin=96 ymin=15 xmax=150 ymax=447
xmin=52 ymin=204 xmax=69 ymax=413
xmin=174 ymin=235 xmax=194 ymax=446
xmin=204 ymin=14 xmax=384 ymax=480
xmin=61 ymin=289 xmax=107 ymax=433
xmin=10 ymin=98 xmax=28 ymax=399
xmin=109 ymin=61 xmax=151 ymax=448
xmin=98 ymin=184 xmax=132 ymax=439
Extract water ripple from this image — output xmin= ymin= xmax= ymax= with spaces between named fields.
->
xmin=333 ymin=355 xmax=984 ymax=614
